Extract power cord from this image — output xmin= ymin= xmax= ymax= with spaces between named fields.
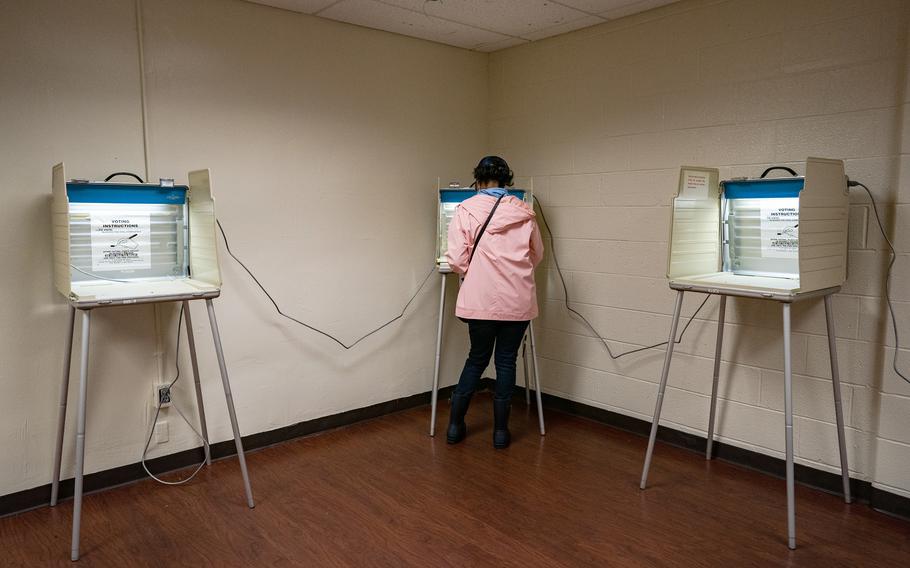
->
xmin=69 ymin=264 xmax=132 ymax=283
xmin=92 ymin=171 xmax=438 ymax=350
xmin=141 ymin=303 xmax=209 ymax=485
xmin=215 ymin=219 xmax=435 ymax=350
xmin=102 ymin=170 xmax=900 ymax=381
xmin=848 ymin=179 xmax=908 ymax=385
xmin=95 ymin=168 xmax=700 ymax=356
xmin=532 ymin=195 xmax=711 ymax=360
xmin=93 ymin=173 xmax=207 ymax=484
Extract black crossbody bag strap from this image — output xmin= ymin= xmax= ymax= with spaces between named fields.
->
xmin=468 ymin=193 xmax=506 ymax=266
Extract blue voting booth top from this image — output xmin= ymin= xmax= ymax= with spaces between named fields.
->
xmin=722 ymin=177 xmax=804 ymax=200
xmin=439 ymin=189 xmax=527 ymax=203
xmin=66 ymin=182 xmax=187 ymax=205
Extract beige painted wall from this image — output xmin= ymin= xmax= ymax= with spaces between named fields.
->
xmin=0 ymin=0 xmax=485 ymax=497
xmin=489 ymin=0 xmax=910 ymax=496
xmin=0 ymin=0 xmax=154 ymax=498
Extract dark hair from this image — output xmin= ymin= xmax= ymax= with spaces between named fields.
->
xmin=473 ymin=155 xmax=513 ymax=188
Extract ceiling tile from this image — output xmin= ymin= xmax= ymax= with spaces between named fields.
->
xmin=246 ymin=0 xmax=341 ymax=14
xmin=381 ymin=0 xmax=593 ymax=38
xmin=598 ymin=0 xmax=677 ymax=20
xmin=245 ymin=0 xmax=680 ymax=50
xmin=553 ymin=1 xmax=642 ymax=14
xmin=319 ymin=0 xmax=512 ymax=50
xmin=475 ymin=36 xmax=530 ymax=53
xmin=520 ymin=13 xmax=605 ymax=41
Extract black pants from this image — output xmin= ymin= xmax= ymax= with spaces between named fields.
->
xmin=454 ymin=319 xmax=530 ymax=401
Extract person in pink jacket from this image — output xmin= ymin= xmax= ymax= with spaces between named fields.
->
xmin=444 ymin=156 xmax=544 ymax=449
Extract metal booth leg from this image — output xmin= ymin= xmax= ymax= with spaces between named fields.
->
xmin=706 ymin=295 xmax=727 ymax=460
xmin=824 ymin=295 xmax=852 ymax=503
xmin=783 ymin=302 xmax=796 ymax=550
xmin=522 ymin=336 xmax=531 ymax=406
xmin=528 ymin=321 xmax=545 ymax=436
xmin=205 ymin=299 xmax=255 ymax=509
xmin=51 ymin=306 xmax=76 ymax=507
xmin=429 ymin=272 xmax=447 ymax=437
xmin=640 ymin=290 xmax=685 ymax=490
xmin=183 ymin=301 xmax=211 ymax=466
xmin=71 ymin=309 xmax=92 ymax=561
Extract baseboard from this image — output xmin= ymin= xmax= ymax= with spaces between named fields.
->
xmin=2 ymin=383 xmax=908 ymax=524
xmin=537 ymin=391 xmax=910 ymax=522
xmin=0 ymin=385 xmax=455 ymax=519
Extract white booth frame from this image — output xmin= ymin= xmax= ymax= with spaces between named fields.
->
xmin=640 ymin=158 xmax=853 ymax=550
xmin=49 ymin=164 xmax=254 ymax=561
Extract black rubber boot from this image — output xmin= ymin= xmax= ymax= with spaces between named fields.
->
xmin=493 ymin=398 xmax=511 ymax=449
xmin=446 ymin=391 xmax=472 ymax=444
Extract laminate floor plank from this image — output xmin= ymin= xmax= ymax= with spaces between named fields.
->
xmin=1 ymin=394 xmax=907 ymax=566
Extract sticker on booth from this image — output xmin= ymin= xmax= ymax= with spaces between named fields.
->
xmin=90 ymin=214 xmax=152 ymax=271
xmin=682 ymin=170 xmax=710 ymax=199
xmin=760 ymin=203 xmax=799 ymax=258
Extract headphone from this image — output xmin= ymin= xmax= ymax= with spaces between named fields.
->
xmin=473 ymin=155 xmax=514 ymax=187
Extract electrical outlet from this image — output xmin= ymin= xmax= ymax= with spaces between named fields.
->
xmin=154 ymin=421 xmax=169 ymax=444
xmin=156 ymin=385 xmax=172 ymax=408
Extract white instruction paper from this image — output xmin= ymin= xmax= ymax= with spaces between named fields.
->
xmin=682 ymin=170 xmax=710 ymax=199
xmin=90 ymin=214 xmax=152 ymax=271
xmin=760 ymin=203 xmax=799 ymax=258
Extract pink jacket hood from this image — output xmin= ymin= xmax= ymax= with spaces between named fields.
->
xmin=445 ymin=194 xmax=544 ymax=321
xmin=458 ymin=194 xmax=536 ymax=234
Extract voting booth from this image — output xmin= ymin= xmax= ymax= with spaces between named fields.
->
xmin=49 ymin=163 xmax=254 ymax=561
xmin=435 ymin=187 xmax=530 ymax=271
xmin=665 ymin=157 xmax=849 ymax=299
xmin=640 ymin=158 xmax=852 ymax=549
xmin=53 ymin=165 xmax=222 ymax=307
xmin=429 ymin=185 xmax=544 ymax=437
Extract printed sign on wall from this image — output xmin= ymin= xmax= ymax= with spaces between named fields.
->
xmin=760 ymin=203 xmax=799 ymax=258
xmin=682 ymin=170 xmax=710 ymax=199
xmin=90 ymin=214 xmax=152 ymax=271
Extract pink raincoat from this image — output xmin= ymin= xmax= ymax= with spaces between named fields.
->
xmin=445 ymin=194 xmax=544 ymax=321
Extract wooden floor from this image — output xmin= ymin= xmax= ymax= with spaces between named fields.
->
xmin=2 ymin=394 xmax=908 ymax=567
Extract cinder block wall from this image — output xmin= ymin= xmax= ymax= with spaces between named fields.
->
xmin=488 ymin=0 xmax=910 ymax=496
xmin=875 ymin=18 xmax=910 ymax=497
